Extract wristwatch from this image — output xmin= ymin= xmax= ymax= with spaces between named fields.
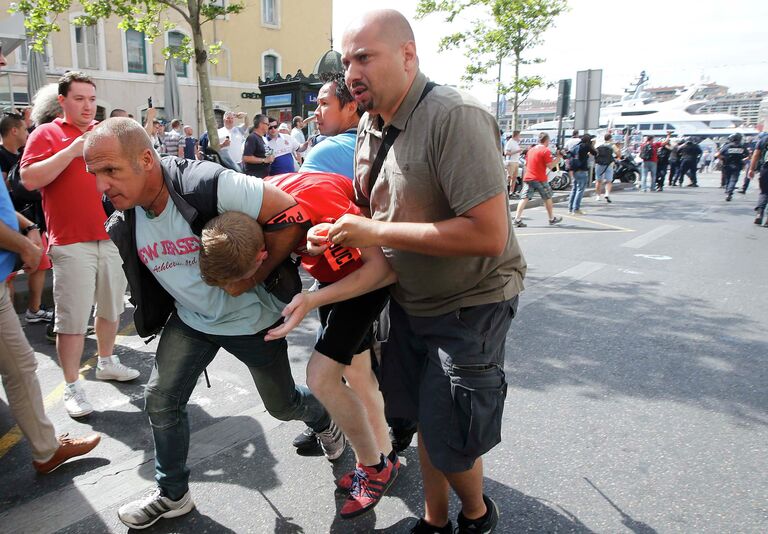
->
xmin=22 ymin=223 xmax=39 ymax=235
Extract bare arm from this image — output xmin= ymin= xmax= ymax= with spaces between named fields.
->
xmin=222 ymin=183 xmax=306 ymax=296
xmin=264 ymin=245 xmax=396 ymax=340
xmin=20 ymin=135 xmax=86 ymax=190
xmin=327 ymin=192 xmax=510 ymax=257
xmin=749 ymin=148 xmax=762 ymax=178
xmin=0 ymin=217 xmax=42 ymax=274
xmin=144 ymin=107 xmax=157 ymax=137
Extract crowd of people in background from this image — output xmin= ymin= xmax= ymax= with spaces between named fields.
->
xmin=504 ymin=127 xmax=767 ymax=226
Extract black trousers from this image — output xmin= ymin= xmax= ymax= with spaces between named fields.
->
xmin=679 ymin=159 xmax=698 ymax=185
xmin=656 ymin=161 xmax=669 ymax=189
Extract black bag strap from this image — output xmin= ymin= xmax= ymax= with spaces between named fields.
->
xmin=367 ymin=81 xmax=437 ymax=196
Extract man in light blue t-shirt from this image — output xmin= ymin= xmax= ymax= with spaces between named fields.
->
xmin=83 ymin=118 xmax=343 ymax=530
xmin=300 ymin=72 xmax=361 ymax=180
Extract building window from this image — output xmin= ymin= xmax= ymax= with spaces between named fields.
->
xmin=126 ymin=29 xmax=146 ymax=73
xmin=19 ymin=38 xmax=50 ymax=66
xmin=75 ymin=25 xmax=99 ymax=69
xmin=168 ymin=31 xmax=188 ymax=78
xmin=264 ymin=54 xmax=278 ymax=80
xmin=262 ymin=0 xmax=278 ymax=26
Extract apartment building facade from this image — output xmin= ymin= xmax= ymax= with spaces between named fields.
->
xmin=0 ymin=0 xmax=332 ymax=131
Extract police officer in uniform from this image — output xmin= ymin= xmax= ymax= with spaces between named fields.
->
xmin=678 ymin=137 xmax=703 ymax=187
xmin=719 ymin=133 xmax=750 ymax=201
xmin=749 ymin=132 xmax=768 ymax=226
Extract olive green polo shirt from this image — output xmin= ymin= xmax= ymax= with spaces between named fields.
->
xmin=354 ymin=71 xmax=526 ymax=316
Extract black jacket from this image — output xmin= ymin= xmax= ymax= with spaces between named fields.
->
xmin=107 ymin=157 xmax=223 ymax=337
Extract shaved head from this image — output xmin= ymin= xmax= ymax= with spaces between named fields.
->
xmin=344 ymin=9 xmax=415 ymax=49
xmin=85 ymin=117 xmax=155 ymax=167
xmin=341 ymin=9 xmax=419 ymax=121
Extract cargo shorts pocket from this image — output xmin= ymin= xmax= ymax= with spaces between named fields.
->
xmin=446 ymin=364 xmax=507 ymax=458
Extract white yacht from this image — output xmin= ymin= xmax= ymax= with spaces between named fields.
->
xmin=527 ymin=73 xmax=758 ymax=140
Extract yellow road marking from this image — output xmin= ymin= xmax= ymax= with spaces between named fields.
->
xmin=517 ymin=229 xmax=631 ymax=237
xmin=560 ymin=214 xmax=636 ymax=232
xmin=0 ymin=322 xmax=137 ymax=459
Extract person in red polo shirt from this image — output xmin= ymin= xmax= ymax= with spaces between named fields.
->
xmin=512 ymin=132 xmax=563 ymax=227
xmin=20 ymin=72 xmax=139 ymax=418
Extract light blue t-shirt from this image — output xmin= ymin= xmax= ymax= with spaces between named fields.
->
xmin=0 ymin=187 xmax=19 ymax=280
xmin=300 ymin=130 xmax=356 ymax=179
xmin=135 ymin=169 xmax=283 ymax=335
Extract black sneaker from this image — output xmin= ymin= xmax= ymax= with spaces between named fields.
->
xmin=605 ymin=196 xmax=612 ymax=203
xmin=512 ymin=219 xmax=526 ymax=228
xmin=738 ymin=190 xmax=746 ymax=194
xmin=410 ymin=518 xmax=454 ymax=533
xmin=456 ymin=494 xmax=499 ymax=533
xmin=755 ymin=216 xmax=764 ymax=225
xmin=549 ymin=216 xmax=563 ymax=225
xmin=726 ymin=194 xmax=732 ymax=201
xmin=292 ymin=426 xmax=318 ymax=450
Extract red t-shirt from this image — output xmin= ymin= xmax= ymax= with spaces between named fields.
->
xmin=641 ymin=141 xmax=666 ymax=163
xmin=266 ymin=172 xmax=363 ymax=283
xmin=523 ymin=144 xmax=553 ymax=182
xmin=20 ymin=118 xmax=108 ymax=248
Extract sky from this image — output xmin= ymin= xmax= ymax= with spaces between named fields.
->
xmin=332 ymin=0 xmax=768 ymax=105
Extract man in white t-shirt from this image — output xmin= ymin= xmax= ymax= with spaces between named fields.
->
xmin=504 ymin=130 xmax=522 ymax=195
xmin=217 ymin=111 xmax=248 ymax=168
xmin=266 ymin=120 xmax=301 ymax=175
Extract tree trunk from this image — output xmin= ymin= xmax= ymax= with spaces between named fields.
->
xmin=512 ymin=52 xmax=520 ymax=131
xmin=188 ymin=0 xmax=219 ymax=149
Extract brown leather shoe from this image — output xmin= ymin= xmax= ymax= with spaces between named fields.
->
xmin=32 ymin=433 xmax=101 ymax=474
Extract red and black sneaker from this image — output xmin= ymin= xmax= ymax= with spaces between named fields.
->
xmin=336 ymin=452 xmax=401 ymax=492
xmin=339 ymin=457 xmax=398 ymax=519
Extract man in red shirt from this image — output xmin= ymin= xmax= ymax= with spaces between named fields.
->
xmin=20 ymin=72 xmax=139 ymax=419
xmin=513 ymin=132 xmax=563 ymax=227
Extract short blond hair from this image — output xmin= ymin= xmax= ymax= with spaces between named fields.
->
xmin=199 ymin=211 xmax=265 ymax=286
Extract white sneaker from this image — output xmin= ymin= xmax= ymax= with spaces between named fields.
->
xmin=118 ymin=487 xmax=194 ymax=529
xmin=594 ymin=195 xmax=602 ymax=201
xmin=95 ymin=356 xmax=140 ymax=382
xmin=63 ymin=384 xmax=93 ymax=418
xmin=25 ymin=308 xmax=53 ymax=324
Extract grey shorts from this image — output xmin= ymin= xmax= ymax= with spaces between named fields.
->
xmin=521 ymin=180 xmax=552 ymax=200
xmin=380 ymin=296 xmax=517 ymax=473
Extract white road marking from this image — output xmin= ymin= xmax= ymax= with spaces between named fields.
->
xmin=620 ymin=225 xmax=678 ymax=249
xmin=519 ymin=262 xmax=606 ymax=311
xmin=634 ymin=254 xmax=673 ymax=261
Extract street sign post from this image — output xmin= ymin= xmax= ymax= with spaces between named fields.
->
xmin=574 ymin=69 xmax=602 ymax=132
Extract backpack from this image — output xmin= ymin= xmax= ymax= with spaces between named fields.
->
xmin=7 ymin=162 xmax=41 ymax=207
xmin=567 ymin=142 xmax=582 ymax=171
xmin=657 ymin=145 xmax=671 ymax=161
xmin=640 ymin=143 xmax=654 ymax=161
xmin=595 ymin=144 xmax=615 ymax=166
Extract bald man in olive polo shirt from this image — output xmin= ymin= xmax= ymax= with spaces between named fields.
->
xmin=328 ymin=9 xmax=526 ymax=534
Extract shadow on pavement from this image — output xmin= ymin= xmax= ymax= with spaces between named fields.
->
xmin=508 ymin=279 xmax=768 ymax=424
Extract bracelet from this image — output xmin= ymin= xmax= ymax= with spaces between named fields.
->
xmin=22 ymin=223 xmax=39 ymax=235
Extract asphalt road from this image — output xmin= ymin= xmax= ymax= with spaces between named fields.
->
xmin=0 ymin=172 xmax=766 ymax=533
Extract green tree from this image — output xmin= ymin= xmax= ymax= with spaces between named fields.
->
xmin=416 ymin=0 xmax=567 ymax=130
xmin=13 ymin=0 xmax=245 ymax=149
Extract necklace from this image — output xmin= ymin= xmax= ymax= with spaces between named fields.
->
xmin=144 ymin=184 xmax=165 ymax=219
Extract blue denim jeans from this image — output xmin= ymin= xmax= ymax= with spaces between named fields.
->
xmin=641 ymin=161 xmax=657 ymax=191
xmin=723 ymin=165 xmax=741 ymax=195
xmin=146 ymin=313 xmax=330 ymax=499
xmin=568 ymin=171 xmax=588 ymax=210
